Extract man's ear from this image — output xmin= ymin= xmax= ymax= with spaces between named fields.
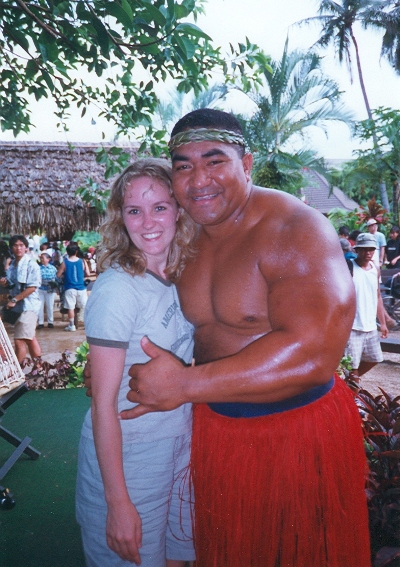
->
xmin=242 ymin=152 xmax=253 ymax=182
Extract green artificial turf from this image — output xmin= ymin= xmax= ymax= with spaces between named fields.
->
xmin=0 ymin=388 xmax=91 ymax=567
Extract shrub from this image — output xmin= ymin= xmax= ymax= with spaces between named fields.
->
xmin=342 ymin=372 xmax=400 ymax=567
xmin=23 ymin=341 xmax=89 ymax=390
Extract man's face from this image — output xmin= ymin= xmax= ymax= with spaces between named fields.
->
xmin=355 ymin=247 xmax=376 ymax=264
xmin=11 ymin=240 xmax=28 ymax=260
xmin=171 ymin=140 xmax=253 ymax=226
xmin=367 ymin=223 xmax=378 ymax=234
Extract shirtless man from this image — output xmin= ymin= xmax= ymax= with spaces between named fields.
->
xmin=96 ymin=109 xmax=370 ymax=566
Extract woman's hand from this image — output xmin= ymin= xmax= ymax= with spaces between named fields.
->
xmin=106 ymin=500 xmax=142 ymax=564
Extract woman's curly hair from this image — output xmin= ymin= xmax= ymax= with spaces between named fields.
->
xmin=97 ymin=158 xmax=197 ymax=281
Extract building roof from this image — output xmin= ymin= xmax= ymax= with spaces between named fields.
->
xmin=0 ymin=141 xmax=137 ymax=239
xmin=301 ymin=169 xmax=360 ymax=214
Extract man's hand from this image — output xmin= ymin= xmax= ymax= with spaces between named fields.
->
xmin=381 ymin=324 xmax=389 ymax=339
xmin=83 ymin=353 xmax=92 ymax=397
xmin=119 ymin=336 xmax=186 ymax=420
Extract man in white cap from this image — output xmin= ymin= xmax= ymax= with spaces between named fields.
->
xmin=345 ymin=232 xmax=388 ymax=381
xmin=366 ymin=218 xmax=386 ymax=267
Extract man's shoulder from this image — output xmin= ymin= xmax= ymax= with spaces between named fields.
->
xmin=27 ymin=256 xmax=40 ymax=270
xmin=249 ymin=185 xmax=329 ymax=233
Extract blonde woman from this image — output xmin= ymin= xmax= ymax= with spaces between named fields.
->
xmin=76 ymin=158 xmax=196 ymax=567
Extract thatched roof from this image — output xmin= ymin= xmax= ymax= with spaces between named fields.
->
xmin=0 ymin=141 xmax=137 ymax=239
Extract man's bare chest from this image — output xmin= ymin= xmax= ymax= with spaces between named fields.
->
xmin=177 ymin=243 xmax=269 ymax=330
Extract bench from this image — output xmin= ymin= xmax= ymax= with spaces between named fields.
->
xmin=380 ymin=336 xmax=400 ymax=354
xmin=381 ymin=268 xmax=400 ymax=284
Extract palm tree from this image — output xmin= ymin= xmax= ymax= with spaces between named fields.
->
xmin=236 ymin=38 xmax=352 ymax=192
xmin=155 ymin=84 xmax=228 ymax=134
xmin=363 ymin=1 xmax=400 ymax=74
xmin=300 ymin=0 xmax=377 ymax=120
xmin=299 ymin=0 xmax=391 ymax=209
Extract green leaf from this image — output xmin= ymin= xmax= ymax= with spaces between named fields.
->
xmin=91 ymin=18 xmax=110 ymax=58
xmin=40 ymin=69 xmax=55 ymax=92
xmin=139 ymin=4 xmax=166 ymax=26
xmin=121 ymin=0 xmax=134 ymax=22
xmin=106 ymin=3 xmax=133 ymax=29
xmin=4 ymin=26 xmax=30 ymax=52
xmin=175 ymin=35 xmax=196 ymax=60
xmin=175 ymin=22 xmax=211 ymax=41
xmin=25 ymin=59 xmax=39 ymax=80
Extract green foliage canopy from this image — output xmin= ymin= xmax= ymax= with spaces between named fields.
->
xmin=0 ymin=0 xmax=222 ymax=137
xmin=334 ymin=107 xmax=400 ymax=222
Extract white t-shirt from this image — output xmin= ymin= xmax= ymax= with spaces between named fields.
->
xmin=81 ymin=267 xmax=194 ymax=443
xmin=351 ymin=259 xmax=379 ymax=332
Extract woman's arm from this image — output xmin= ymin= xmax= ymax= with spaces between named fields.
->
xmin=90 ymin=344 xmax=142 ymax=564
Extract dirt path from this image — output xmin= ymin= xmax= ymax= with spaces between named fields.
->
xmin=358 ymin=330 xmax=400 ymax=397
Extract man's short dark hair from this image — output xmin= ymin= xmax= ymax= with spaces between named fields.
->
xmin=9 ymin=235 xmax=29 ymax=248
xmin=170 ymin=109 xmax=245 ymax=157
xmin=171 ymin=109 xmax=243 ymax=137
xmin=66 ymin=242 xmax=80 ymax=257
xmin=338 ymin=226 xmax=349 ymax=237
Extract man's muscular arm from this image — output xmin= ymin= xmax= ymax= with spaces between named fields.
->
xmin=122 ymin=203 xmax=355 ymax=419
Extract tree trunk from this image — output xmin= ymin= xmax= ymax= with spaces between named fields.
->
xmin=393 ymin=180 xmax=399 ymax=225
xmin=351 ymin=28 xmax=390 ymax=211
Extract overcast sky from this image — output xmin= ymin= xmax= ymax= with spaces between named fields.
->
xmin=1 ymin=0 xmax=398 ymax=160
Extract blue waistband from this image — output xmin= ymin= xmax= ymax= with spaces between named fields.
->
xmin=207 ymin=377 xmax=335 ymax=418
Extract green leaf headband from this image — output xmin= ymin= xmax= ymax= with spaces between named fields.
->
xmin=168 ymin=128 xmax=246 ymax=153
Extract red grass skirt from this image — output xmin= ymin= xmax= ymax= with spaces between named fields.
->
xmin=190 ymin=375 xmax=371 ymax=567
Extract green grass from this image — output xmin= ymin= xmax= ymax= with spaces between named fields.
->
xmin=0 ymin=388 xmax=90 ymax=567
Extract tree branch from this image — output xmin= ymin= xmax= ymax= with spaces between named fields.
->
xmin=14 ymin=0 xmax=60 ymax=39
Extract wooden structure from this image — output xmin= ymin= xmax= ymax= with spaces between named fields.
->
xmin=0 ymin=319 xmax=40 ymax=506
xmin=0 ymin=142 xmax=137 ymax=240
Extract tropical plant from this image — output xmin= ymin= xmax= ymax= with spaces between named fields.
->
xmin=354 ymin=107 xmax=400 ymax=223
xmin=70 ymin=231 xmax=100 ymax=253
xmin=23 ymin=341 xmax=89 ymax=389
xmin=351 ymin=382 xmax=400 ymax=566
xmin=330 ymin=154 xmax=389 ymax=206
xmin=362 ymin=0 xmax=400 ymax=75
xmin=357 ymin=196 xmax=391 ymax=225
xmin=327 ymin=207 xmax=362 ymax=231
xmin=155 ymin=82 xmax=229 ymax=135
xmin=234 ymin=38 xmax=352 ymax=193
xmin=299 ymin=0 xmax=391 ymax=209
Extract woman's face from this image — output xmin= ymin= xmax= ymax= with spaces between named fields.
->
xmin=122 ymin=176 xmax=179 ymax=272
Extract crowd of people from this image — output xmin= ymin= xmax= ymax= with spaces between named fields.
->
xmin=0 ymin=236 xmax=97 ymax=362
xmin=339 ymin=222 xmax=400 ymax=269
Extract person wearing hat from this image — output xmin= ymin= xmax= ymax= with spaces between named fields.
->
xmin=345 ymin=232 xmax=388 ymax=381
xmin=366 ymin=218 xmax=387 ymax=267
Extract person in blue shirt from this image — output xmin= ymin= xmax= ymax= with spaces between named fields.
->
xmin=56 ymin=242 xmax=90 ymax=331
xmin=339 ymin=238 xmax=357 ymax=260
